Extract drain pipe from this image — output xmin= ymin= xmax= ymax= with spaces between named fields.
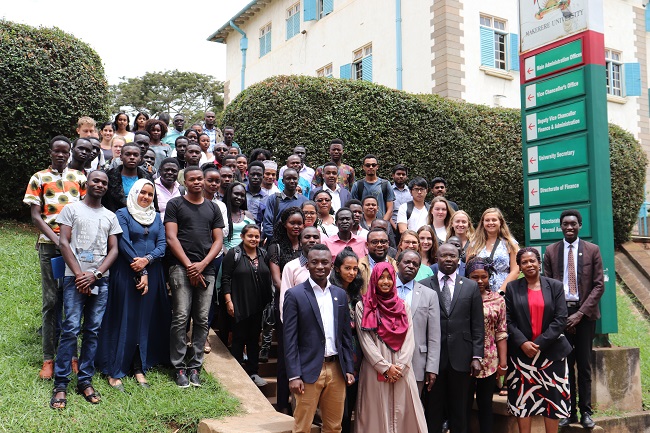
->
xmin=395 ymin=0 xmax=403 ymax=90
xmin=230 ymin=20 xmax=248 ymax=91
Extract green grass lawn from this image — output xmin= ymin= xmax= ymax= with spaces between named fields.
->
xmin=611 ymin=281 xmax=650 ymax=409
xmin=0 ymin=221 xmax=240 ymax=433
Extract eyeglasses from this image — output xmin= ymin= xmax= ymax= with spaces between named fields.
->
xmin=369 ymin=239 xmax=389 ymax=246
xmin=364 ymin=163 xmax=378 ymax=168
xmin=316 ymin=198 xmax=331 ymax=202
xmin=412 ymin=187 xmax=426 ymax=193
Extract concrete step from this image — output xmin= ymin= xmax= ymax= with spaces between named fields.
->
xmin=199 ymin=410 xmax=319 ymax=433
xmin=615 ymin=251 xmax=650 ymax=316
xmin=258 ymin=358 xmax=278 ymax=377
xmin=259 ymin=377 xmax=277 ymax=398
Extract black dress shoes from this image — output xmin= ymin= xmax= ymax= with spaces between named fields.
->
xmin=559 ymin=414 xmax=578 ymax=427
xmin=581 ymin=413 xmax=596 ymax=429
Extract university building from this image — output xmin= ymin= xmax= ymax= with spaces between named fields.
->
xmin=208 ymin=0 xmax=650 ymax=189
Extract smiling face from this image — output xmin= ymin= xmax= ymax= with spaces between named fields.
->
xmin=314 ymin=192 xmax=332 ymax=216
xmin=137 ymin=183 xmax=155 ymax=207
xmin=287 ymin=155 xmax=302 ymax=170
xmin=363 ymin=197 xmax=378 ymax=218
xmin=337 ymin=256 xmax=359 ymax=286
xmin=111 ymin=138 xmax=125 ymax=158
xmin=437 ymin=243 xmax=459 ymax=275
xmin=519 ymin=251 xmax=540 ymax=279
xmin=482 ymin=212 xmax=501 ymax=236
xmin=399 ymin=233 xmax=419 ymax=252
xmin=263 ymin=168 xmax=277 ymax=188
xmin=101 ymin=124 xmax=114 ymax=142
xmin=431 ymin=202 xmax=448 ymax=223
xmin=86 ymin=171 xmax=108 ymax=199
xmin=300 ymin=226 xmax=321 ymax=254
xmin=307 ymin=249 xmax=332 ymax=284
xmin=377 ymin=269 xmax=394 ymax=294
xmin=285 ymin=213 xmax=305 ymax=239
xmin=184 ymin=169 xmax=204 ymax=194
xmin=117 ymin=114 xmax=130 ymax=131
xmin=367 ymin=230 xmax=389 ymax=261
xmin=452 ymin=213 xmax=469 ymax=236
xmin=236 ymin=156 xmax=248 ymax=174
xmin=160 ymin=162 xmax=179 ymax=188
xmin=418 ymin=229 xmax=433 ymax=252
xmin=323 ymin=165 xmax=339 ymax=189
xmin=241 ymin=226 xmax=261 ymax=249
xmin=231 ymin=184 xmax=247 ymax=209
xmin=302 ymin=204 xmax=317 ymax=227
xmin=560 ymin=215 xmax=581 ymax=243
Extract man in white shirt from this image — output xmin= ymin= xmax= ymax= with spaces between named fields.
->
xmin=279 ymin=145 xmax=315 ymax=184
xmin=310 ymin=162 xmax=352 ymax=212
xmin=283 ymin=244 xmax=355 ymax=433
xmin=397 ymin=177 xmax=430 ymax=234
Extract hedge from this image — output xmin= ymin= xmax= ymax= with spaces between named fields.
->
xmin=222 ymin=75 xmax=646 ymax=246
xmin=0 ymin=20 xmax=109 ymax=219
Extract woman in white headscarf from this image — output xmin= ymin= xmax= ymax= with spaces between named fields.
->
xmin=97 ymin=179 xmax=171 ymax=391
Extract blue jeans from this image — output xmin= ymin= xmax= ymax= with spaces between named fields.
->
xmin=54 ymin=276 xmax=108 ymax=389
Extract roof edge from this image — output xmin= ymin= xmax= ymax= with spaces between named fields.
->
xmin=206 ymin=0 xmax=262 ymax=43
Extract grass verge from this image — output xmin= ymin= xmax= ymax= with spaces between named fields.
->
xmin=610 ymin=282 xmax=650 ymax=409
xmin=0 ymin=221 xmax=240 ymax=433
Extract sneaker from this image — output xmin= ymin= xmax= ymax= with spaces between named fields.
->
xmin=259 ymin=348 xmax=269 ymax=363
xmin=250 ymin=374 xmax=268 ymax=387
xmin=189 ymin=369 xmax=201 ymax=387
xmin=175 ymin=369 xmax=190 ymax=388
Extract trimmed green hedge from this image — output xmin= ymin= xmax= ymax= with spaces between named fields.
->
xmin=223 ymin=75 xmax=646 ymax=246
xmin=0 ymin=20 xmax=109 ymax=218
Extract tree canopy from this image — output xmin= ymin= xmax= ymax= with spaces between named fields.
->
xmin=109 ymin=70 xmax=224 ymax=120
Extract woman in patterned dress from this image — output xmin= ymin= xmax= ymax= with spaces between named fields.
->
xmin=467 ymin=207 xmax=519 ymax=294
xmin=466 ymin=257 xmax=508 ymax=433
xmin=505 ymin=247 xmax=572 ymax=433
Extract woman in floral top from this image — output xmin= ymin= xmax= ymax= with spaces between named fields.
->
xmin=330 ymin=247 xmax=364 ymax=433
xmin=466 ymin=256 xmax=508 ymax=433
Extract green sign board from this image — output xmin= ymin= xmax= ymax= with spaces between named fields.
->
xmin=527 ymin=134 xmax=588 ymax=174
xmin=529 ymin=205 xmax=592 ymax=241
xmin=525 ymin=68 xmax=586 ymax=109
xmin=524 ymin=39 xmax=583 ymax=81
xmin=528 ymin=170 xmax=589 ymax=207
xmin=525 ymin=100 xmax=586 ymax=142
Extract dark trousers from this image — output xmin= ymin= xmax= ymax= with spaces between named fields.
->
xmin=231 ymin=311 xmax=263 ymax=375
xmin=567 ymin=307 xmax=596 ymax=416
xmin=468 ymin=373 xmax=497 ymax=433
xmin=275 ymin=299 xmax=290 ymax=412
xmin=426 ymin=365 xmax=471 ymax=433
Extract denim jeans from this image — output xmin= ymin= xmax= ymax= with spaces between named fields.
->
xmin=38 ymin=243 xmax=62 ymax=361
xmin=54 ymin=276 xmax=108 ymax=389
xmin=169 ymin=265 xmax=215 ymax=371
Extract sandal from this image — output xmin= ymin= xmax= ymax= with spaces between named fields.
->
xmin=76 ymin=383 xmax=101 ymax=404
xmin=50 ymin=388 xmax=67 ymax=409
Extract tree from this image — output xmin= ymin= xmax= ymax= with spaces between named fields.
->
xmin=109 ymin=70 xmax=224 ymax=120
xmin=0 ymin=20 xmax=109 ymax=219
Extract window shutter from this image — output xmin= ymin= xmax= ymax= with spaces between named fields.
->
xmin=286 ymin=18 xmax=292 ymax=40
xmin=266 ymin=30 xmax=272 ymax=53
xmin=294 ymin=12 xmax=301 ymax=35
xmin=509 ymin=33 xmax=519 ymax=71
xmin=340 ymin=64 xmax=351 ymax=79
xmin=323 ymin=0 xmax=334 ymax=15
xmin=304 ymin=0 xmax=317 ymax=21
xmin=625 ymin=62 xmax=641 ymax=96
xmin=480 ymin=27 xmax=494 ymax=67
xmin=646 ymin=6 xmax=650 ymax=31
xmin=259 ymin=35 xmax=265 ymax=57
xmin=362 ymin=55 xmax=373 ymax=82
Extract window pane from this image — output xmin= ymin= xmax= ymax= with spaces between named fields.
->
xmin=480 ymin=16 xmax=491 ymax=26
xmin=494 ymin=19 xmax=506 ymax=31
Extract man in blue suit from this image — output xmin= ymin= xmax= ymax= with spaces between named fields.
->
xmin=283 ymin=244 xmax=355 ymax=433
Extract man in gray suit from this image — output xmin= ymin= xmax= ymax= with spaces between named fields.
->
xmin=396 ymin=250 xmax=441 ymax=394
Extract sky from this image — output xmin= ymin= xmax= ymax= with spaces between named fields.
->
xmin=2 ymin=0 xmax=252 ymax=84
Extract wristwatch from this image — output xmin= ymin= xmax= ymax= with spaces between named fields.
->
xmin=92 ymin=270 xmax=103 ymax=280
xmin=498 ymin=290 xmax=505 ymax=296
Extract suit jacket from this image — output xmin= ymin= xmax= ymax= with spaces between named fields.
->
xmin=408 ymin=280 xmax=441 ymax=379
xmin=309 ymin=186 xmax=352 ymax=207
xmin=103 ymin=165 xmax=156 ymax=213
xmin=283 ymin=281 xmax=354 ymax=384
xmin=543 ymin=239 xmax=604 ymax=320
xmin=420 ymin=273 xmax=484 ymax=373
xmin=505 ymin=276 xmax=572 ymax=361
xmin=358 ymin=255 xmax=398 ymax=295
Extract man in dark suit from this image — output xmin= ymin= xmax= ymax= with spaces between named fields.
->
xmin=421 ymin=242 xmax=484 ymax=433
xmin=395 ymin=250 xmax=441 ymax=394
xmin=283 ymin=243 xmax=355 ymax=433
xmin=543 ymin=209 xmax=604 ymax=429
xmin=310 ymin=162 xmax=351 ymax=212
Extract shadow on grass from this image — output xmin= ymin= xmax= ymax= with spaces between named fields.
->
xmin=0 ymin=221 xmax=240 ymax=433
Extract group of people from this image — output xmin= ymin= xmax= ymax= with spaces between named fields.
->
xmin=25 ymin=112 xmax=605 ymax=433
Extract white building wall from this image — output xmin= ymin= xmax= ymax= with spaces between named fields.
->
xmin=400 ymin=0 xmax=435 ymax=93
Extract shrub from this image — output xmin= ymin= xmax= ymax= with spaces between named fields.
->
xmin=223 ymin=75 xmax=646 ymax=246
xmin=0 ymin=20 xmax=109 ymax=219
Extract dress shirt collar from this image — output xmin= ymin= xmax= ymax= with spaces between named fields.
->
xmin=309 ymin=277 xmax=331 ymax=292
xmin=437 ymin=270 xmax=457 ymax=286
xmin=323 ymin=184 xmax=340 ymax=193
xmin=563 ymin=237 xmax=580 ymax=249
xmin=396 ymin=275 xmax=414 ymax=291
xmin=368 ymin=254 xmax=386 ymax=269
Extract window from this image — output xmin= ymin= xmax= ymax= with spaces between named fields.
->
xmin=317 ymin=64 xmax=333 ymax=78
xmin=286 ymin=4 xmax=300 ymax=40
xmin=259 ymin=23 xmax=272 ymax=57
xmin=304 ymin=0 xmax=333 ymax=21
xmin=606 ymin=49 xmax=623 ymax=97
xmin=340 ymin=44 xmax=372 ymax=81
xmin=480 ymin=14 xmax=518 ymax=72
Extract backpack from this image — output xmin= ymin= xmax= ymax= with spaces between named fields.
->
xmin=354 ymin=179 xmax=390 ymax=207
xmin=232 ymin=245 xmax=267 ymax=266
xmin=406 ymin=201 xmax=431 ymax=221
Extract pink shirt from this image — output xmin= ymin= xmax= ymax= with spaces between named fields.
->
xmin=323 ymin=233 xmax=368 ymax=262
xmin=154 ymin=177 xmax=181 ymax=221
xmin=279 ymin=256 xmax=311 ymax=322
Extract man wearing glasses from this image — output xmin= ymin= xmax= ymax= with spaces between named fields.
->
xmin=350 ymin=154 xmax=395 ymax=222
xmin=357 ymin=228 xmax=398 ymax=294
xmin=396 ymin=177 xmax=430 ymax=234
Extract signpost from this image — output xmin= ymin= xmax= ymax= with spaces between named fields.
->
xmin=519 ymin=0 xmax=617 ymax=335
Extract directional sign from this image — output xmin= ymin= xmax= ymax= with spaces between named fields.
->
xmin=529 ymin=205 xmax=592 ymax=241
xmin=527 ymin=134 xmax=588 ymax=174
xmin=525 ymin=68 xmax=585 ymax=109
xmin=524 ymin=39 xmax=583 ymax=81
xmin=525 ymin=100 xmax=586 ymax=142
xmin=528 ymin=170 xmax=589 ymax=207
